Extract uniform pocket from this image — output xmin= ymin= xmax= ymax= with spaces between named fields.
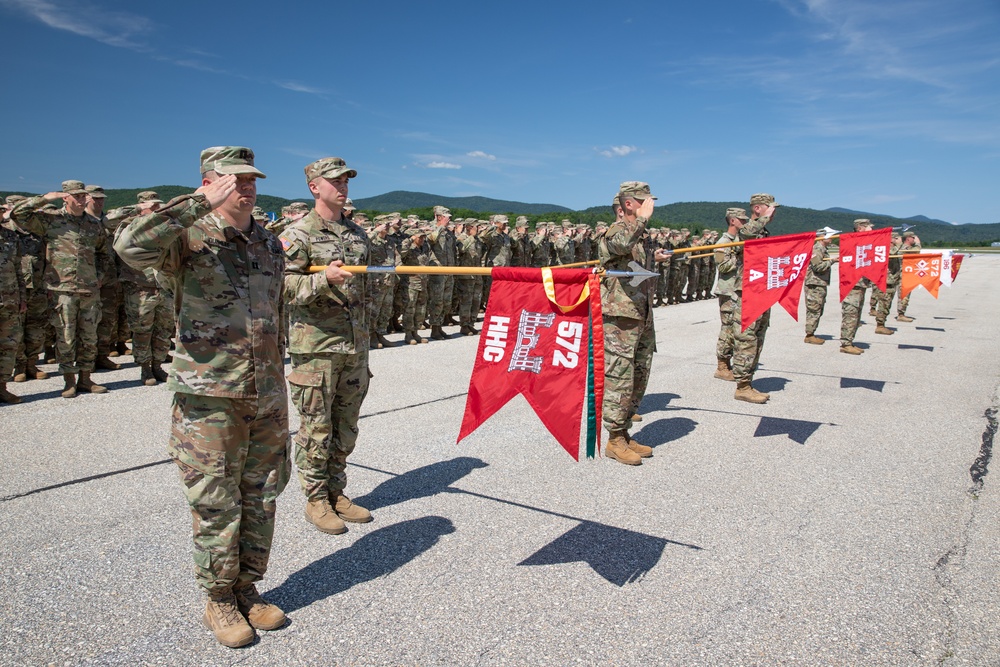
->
xmin=288 ymin=368 xmax=326 ymax=416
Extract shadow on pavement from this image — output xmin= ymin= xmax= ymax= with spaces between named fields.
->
xmin=840 ymin=377 xmax=886 ymax=392
xmin=519 ymin=520 xmax=673 ymax=586
xmin=639 ymin=392 xmax=682 ymax=412
xmin=632 ymin=417 xmax=698 ymax=448
xmin=753 ymin=416 xmax=824 ymax=445
xmin=267 ymin=516 xmax=456 ymax=613
xmin=351 ymin=457 xmax=488 ymax=512
xmin=898 ymin=344 xmax=935 ymax=352
xmin=754 ymin=376 xmax=790 ymax=394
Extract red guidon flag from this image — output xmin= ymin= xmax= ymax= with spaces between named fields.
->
xmin=951 ymin=254 xmax=965 ymax=283
xmin=741 ymin=232 xmax=815 ymax=331
xmin=900 ymin=253 xmax=943 ymax=299
xmin=838 ymin=228 xmax=891 ymax=300
xmin=458 ymin=267 xmax=604 ymax=460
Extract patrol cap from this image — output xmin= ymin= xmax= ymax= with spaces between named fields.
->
xmin=200 ymin=146 xmax=266 ymax=178
xmin=433 ymin=205 xmax=452 ymax=218
xmin=515 ymin=215 xmax=528 ymax=227
xmin=137 ymin=191 xmax=163 ymax=204
xmin=902 ymin=231 xmax=916 ymax=239
xmin=853 ymin=218 xmax=873 ymax=230
xmin=405 ymin=228 xmax=427 ymax=238
xmin=750 ymin=193 xmax=779 ymax=207
xmin=5 ymin=195 xmax=25 ymax=206
xmin=61 ymin=180 xmax=88 ymax=195
xmin=726 ymin=207 xmax=749 ymax=220
xmin=252 ymin=206 xmax=268 ymax=219
xmin=490 ymin=214 xmax=509 ymax=224
xmin=85 ymin=185 xmax=106 ymax=199
xmin=304 ymin=157 xmax=356 ymax=184
xmin=288 ymin=201 xmax=311 ymax=212
xmin=618 ymin=181 xmax=657 ymax=200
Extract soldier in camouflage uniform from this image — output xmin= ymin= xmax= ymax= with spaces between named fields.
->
xmin=455 ymin=220 xmax=485 ymax=335
xmin=685 ymin=229 xmax=701 ymax=301
xmin=873 ymin=232 xmax=903 ymax=334
xmin=6 ymin=196 xmax=48 ymax=383
xmin=668 ymin=229 xmax=688 ymax=304
xmin=600 ymin=182 xmax=670 ymax=466
xmin=728 ymin=194 xmax=778 ymax=403
xmin=803 ymin=233 xmax=834 ymax=344
xmin=400 ymin=228 xmax=432 ymax=344
xmin=280 ymin=157 xmax=373 ymax=537
xmin=840 ymin=219 xmax=874 ymax=355
xmin=508 ymin=216 xmax=529 ymax=267
xmin=896 ymin=231 xmax=921 ymax=322
xmin=83 ymin=185 xmax=123 ymax=372
xmin=115 ymin=147 xmax=289 ymax=648
xmin=713 ymin=209 xmax=747 ymax=382
xmin=529 ymin=223 xmax=552 ymax=267
xmin=367 ymin=214 xmax=400 ymax=348
xmin=266 ymin=201 xmax=309 ymax=237
xmin=553 ymin=221 xmax=576 ymax=265
xmin=114 ymin=192 xmax=174 ymax=385
xmin=388 ymin=216 xmax=408 ymax=331
xmin=11 ymin=180 xmax=111 ymax=398
xmin=0 ymin=215 xmax=25 ymax=403
xmin=426 ymin=205 xmax=456 ymax=340
xmin=698 ymin=231 xmax=715 ymax=299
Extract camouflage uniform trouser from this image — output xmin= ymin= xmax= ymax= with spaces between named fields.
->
xmin=169 ymin=391 xmax=290 ymax=595
xmin=0 ymin=302 xmax=22 ymax=379
xmin=96 ymin=282 xmax=121 ymax=357
xmin=804 ymin=284 xmax=827 ymax=336
xmin=123 ymin=283 xmax=172 ymax=365
xmin=16 ymin=288 xmax=47 ymax=369
xmin=655 ymin=262 xmax=670 ymax=302
xmin=841 ymin=285 xmax=865 ymax=346
xmin=669 ymin=263 xmax=687 ymax=303
xmin=392 ymin=278 xmax=408 ymax=321
xmin=403 ymin=281 xmax=427 ymax=332
xmin=602 ymin=315 xmax=655 ymax=433
xmin=456 ymin=276 xmax=483 ymax=326
xmin=288 ymin=352 xmax=370 ymax=501
xmin=730 ymin=294 xmax=770 ymax=383
xmin=716 ymin=295 xmax=735 ymax=362
xmin=897 ymin=291 xmax=911 ymax=317
xmin=875 ymin=283 xmax=898 ymax=325
xmin=427 ymin=275 xmax=454 ymax=326
xmin=699 ymin=261 xmax=714 ymax=297
xmin=367 ymin=277 xmax=395 ymax=335
xmin=686 ymin=262 xmax=700 ymax=300
xmin=48 ymin=291 xmax=101 ymax=374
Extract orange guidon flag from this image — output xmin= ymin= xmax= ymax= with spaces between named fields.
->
xmin=900 ymin=253 xmax=943 ymax=299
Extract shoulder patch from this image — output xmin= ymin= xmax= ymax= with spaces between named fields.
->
xmin=280 ymin=237 xmax=292 ymax=251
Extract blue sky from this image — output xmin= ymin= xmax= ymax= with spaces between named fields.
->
xmin=1 ymin=0 xmax=998 ymax=223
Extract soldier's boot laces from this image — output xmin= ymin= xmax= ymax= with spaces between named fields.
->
xmin=606 ymin=432 xmax=642 ymax=466
xmin=874 ymin=324 xmax=895 ymax=335
xmin=840 ymin=344 xmax=864 ymax=355
xmin=141 ymin=363 xmax=157 ymax=386
xmin=714 ymin=359 xmax=736 ymax=381
xmin=626 ymin=432 xmax=653 ymax=458
xmin=803 ymin=335 xmax=825 ymax=345
xmin=334 ymin=494 xmax=372 ymax=523
xmin=0 ymin=382 xmax=21 ymax=404
xmin=61 ymin=373 xmax=77 ymax=399
xmin=735 ymin=381 xmax=769 ymax=404
xmin=233 ymin=584 xmax=286 ymax=631
xmin=12 ymin=364 xmax=27 ymax=383
xmin=430 ymin=325 xmax=446 ymax=340
xmin=76 ymin=372 xmax=108 ymax=394
xmin=151 ymin=363 xmax=168 ymax=383
xmin=26 ymin=362 xmax=47 ymax=380
xmin=203 ymin=590 xmax=255 ymax=648
xmin=95 ymin=355 xmax=120 ymax=371
xmin=305 ymin=498 xmax=347 ymax=535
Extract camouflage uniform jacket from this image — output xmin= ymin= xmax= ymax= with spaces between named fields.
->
xmin=479 ymin=225 xmax=511 ymax=267
xmin=114 ymin=194 xmax=286 ymax=398
xmin=886 ymin=240 xmax=903 ymax=286
xmin=509 ymin=230 xmax=528 ymax=267
xmin=368 ymin=232 xmax=400 ymax=288
xmin=11 ymin=196 xmax=108 ymax=294
xmin=740 ymin=214 xmax=771 ymax=241
xmin=575 ymin=236 xmax=591 ymax=264
xmin=428 ymin=226 xmax=456 ymax=267
xmin=529 ymin=234 xmax=551 ymax=267
xmin=599 ymin=215 xmax=651 ymax=321
xmin=713 ymin=231 xmax=742 ymax=297
xmin=95 ymin=214 xmax=118 ymax=288
xmin=456 ymin=233 xmax=485 ymax=277
xmin=281 ymin=209 xmax=369 ymax=356
xmin=400 ymin=237 xmax=432 ymax=291
xmin=805 ymin=240 xmax=832 ymax=287
xmin=553 ymin=235 xmax=575 ymax=265
xmin=13 ymin=226 xmax=45 ymax=290
xmin=113 ymin=216 xmax=159 ymax=288
xmin=0 ymin=223 xmax=26 ymax=308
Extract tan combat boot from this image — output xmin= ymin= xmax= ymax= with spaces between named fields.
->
xmin=430 ymin=325 xmax=446 ymax=340
xmin=26 ymin=361 xmax=47 ymax=380
xmin=76 ymin=372 xmax=108 ymax=394
xmin=12 ymin=364 xmax=27 ymax=383
xmin=203 ymin=590 xmax=255 ymax=648
xmin=631 ymin=414 xmax=643 ymax=422
xmin=0 ymin=382 xmax=21 ymax=404
xmin=734 ymin=381 xmax=769 ymax=404
xmin=334 ymin=494 xmax=373 ymax=523
xmin=606 ymin=432 xmax=642 ymax=466
xmin=626 ymin=432 xmax=653 ymax=458
xmin=714 ymin=359 xmax=735 ymax=381
xmin=305 ymin=498 xmax=347 ymax=534
xmin=840 ymin=345 xmax=864 ymax=355
xmin=234 ymin=583 xmax=286 ymax=631
xmin=803 ymin=335 xmax=825 ymax=345
xmin=896 ymin=314 xmax=914 ymax=322
xmin=95 ymin=355 xmax=120 ymax=371
xmin=61 ymin=373 xmax=77 ymax=399
xmin=874 ymin=324 xmax=894 ymax=335
xmin=141 ymin=363 xmax=157 ymax=386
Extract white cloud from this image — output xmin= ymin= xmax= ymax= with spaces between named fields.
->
xmin=0 ymin=0 xmax=153 ymax=50
xmin=467 ymin=151 xmax=497 ymax=160
xmin=598 ymin=145 xmax=639 ymax=158
xmin=425 ymin=161 xmax=462 ymax=169
xmin=274 ymin=80 xmax=327 ymax=95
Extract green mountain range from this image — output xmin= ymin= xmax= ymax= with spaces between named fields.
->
xmin=4 ymin=188 xmax=997 ymax=246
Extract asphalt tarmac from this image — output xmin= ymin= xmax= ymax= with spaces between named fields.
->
xmin=1 ymin=256 xmax=997 ymax=666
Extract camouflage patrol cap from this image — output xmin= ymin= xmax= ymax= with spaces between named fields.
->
xmin=490 ymin=214 xmax=509 ymax=224
xmin=853 ymin=218 xmax=873 ymax=231
xmin=405 ymin=228 xmax=427 ymax=238
xmin=515 ymin=215 xmax=528 ymax=226
xmin=433 ymin=205 xmax=452 ymax=218
xmin=618 ymin=181 xmax=658 ymax=200
xmin=62 ymin=180 xmax=88 ymax=195
xmin=200 ymin=146 xmax=266 ymax=178
xmin=4 ymin=195 xmax=25 ymax=206
xmin=344 ymin=198 xmax=356 ymax=212
xmin=750 ymin=193 xmax=779 ymax=207
xmin=85 ymin=185 xmax=106 ymax=199
xmin=407 ymin=214 xmax=420 ymax=221
xmin=252 ymin=206 xmax=268 ymax=219
xmin=304 ymin=157 xmax=356 ymax=184
xmin=891 ymin=231 xmax=901 ymax=240
xmin=137 ymin=191 xmax=162 ymax=204
xmin=726 ymin=207 xmax=749 ymax=220
xmin=902 ymin=231 xmax=915 ymax=239
xmin=561 ymin=219 xmax=572 ymax=226
xmin=289 ymin=201 xmax=311 ymax=212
